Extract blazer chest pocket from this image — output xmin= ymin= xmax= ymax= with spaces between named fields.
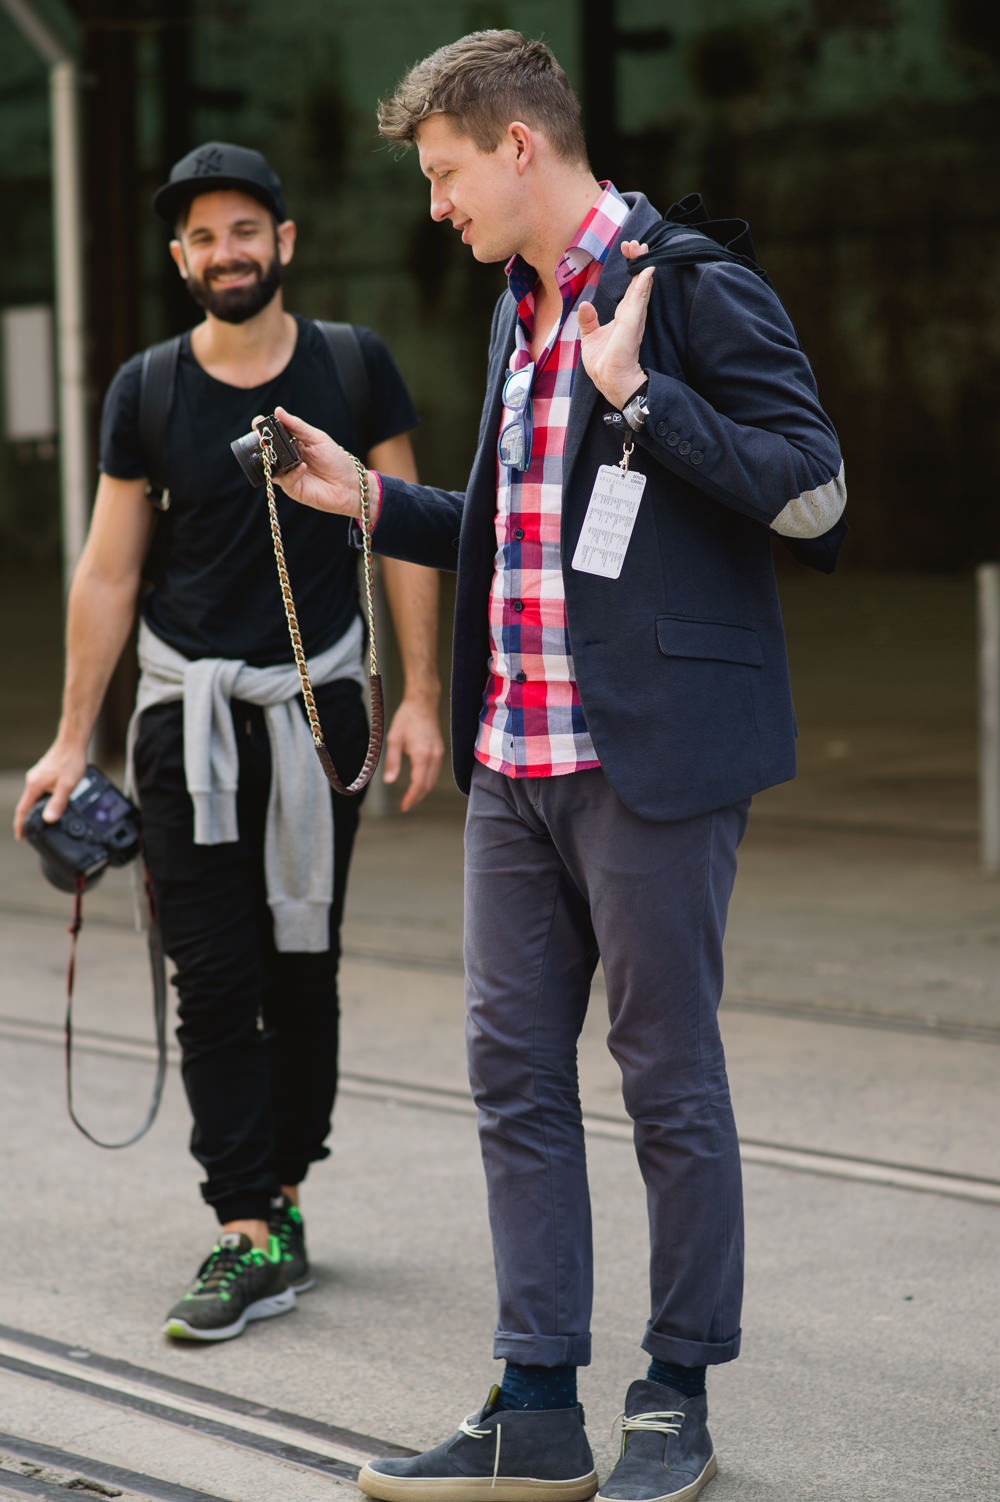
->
xmin=655 ymin=616 xmax=764 ymax=667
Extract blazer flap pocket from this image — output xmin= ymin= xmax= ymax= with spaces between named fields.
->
xmin=656 ymin=617 xmax=764 ymax=667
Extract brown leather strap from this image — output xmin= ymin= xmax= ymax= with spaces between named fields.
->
xmin=315 ymin=674 xmax=384 ymax=795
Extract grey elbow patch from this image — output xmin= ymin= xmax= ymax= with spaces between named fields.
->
xmin=770 ymin=461 xmax=847 ymax=538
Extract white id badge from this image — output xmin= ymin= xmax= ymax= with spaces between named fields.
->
xmin=571 ymin=464 xmax=647 ymax=579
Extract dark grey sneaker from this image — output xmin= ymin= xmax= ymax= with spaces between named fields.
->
xmin=595 ymin=1381 xmax=717 ymax=1502
xmin=357 ymin=1387 xmax=599 ymax=1502
xmin=162 ymin=1231 xmax=295 ymax=1342
xmin=268 ymin=1194 xmax=315 ymax=1291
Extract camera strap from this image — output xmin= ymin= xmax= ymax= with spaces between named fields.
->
xmin=64 ymin=859 xmax=168 ymax=1149
xmin=260 ymin=432 xmax=384 ymax=795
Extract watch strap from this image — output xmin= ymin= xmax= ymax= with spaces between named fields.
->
xmin=622 ymin=378 xmax=650 ymax=432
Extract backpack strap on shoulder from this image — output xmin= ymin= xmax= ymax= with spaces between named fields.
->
xmin=314 ymin=320 xmax=371 ymax=452
xmin=138 ymin=335 xmax=182 ymax=509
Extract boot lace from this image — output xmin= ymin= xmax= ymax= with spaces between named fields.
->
xmin=611 ymin=1408 xmax=684 ymax=1452
xmin=459 ymin=1413 xmax=504 ymax=1486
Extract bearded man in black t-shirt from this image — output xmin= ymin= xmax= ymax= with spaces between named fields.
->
xmin=14 ymin=142 xmax=444 ymax=1342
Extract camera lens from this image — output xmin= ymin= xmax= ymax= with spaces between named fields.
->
xmin=230 ymin=431 xmax=265 ymax=487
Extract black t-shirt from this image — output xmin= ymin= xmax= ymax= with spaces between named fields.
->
xmin=100 ymin=315 xmax=417 ymax=664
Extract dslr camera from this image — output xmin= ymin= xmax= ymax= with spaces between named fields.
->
xmin=230 ymin=413 xmax=301 ymax=488
xmin=25 ymin=765 xmax=141 ymax=892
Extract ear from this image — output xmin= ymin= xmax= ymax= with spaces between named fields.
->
xmin=168 ymin=239 xmax=189 ymax=281
xmin=507 ymin=122 xmax=535 ymax=173
xmin=277 ymin=219 xmax=296 ymax=266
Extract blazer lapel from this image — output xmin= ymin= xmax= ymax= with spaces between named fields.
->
xmin=563 ymin=195 xmax=661 ymax=499
xmin=485 ymin=294 xmax=518 ymax=434
xmin=464 ymin=294 xmax=517 ymax=522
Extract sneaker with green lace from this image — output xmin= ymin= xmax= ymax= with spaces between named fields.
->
xmin=162 ymin=1231 xmax=295 ymax=1341
xmin=268 ymin=1194 xmax=315 ymax=1292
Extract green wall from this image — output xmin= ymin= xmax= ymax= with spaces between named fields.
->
xmin=1 ymin=0 xmax=998 ymax=569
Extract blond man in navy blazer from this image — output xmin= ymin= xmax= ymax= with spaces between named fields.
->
xmin=275 ymin=29 xmax=845 ymax=1502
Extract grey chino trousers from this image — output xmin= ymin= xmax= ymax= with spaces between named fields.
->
xmin=464 ymin=762 xmax=749 ymax=1370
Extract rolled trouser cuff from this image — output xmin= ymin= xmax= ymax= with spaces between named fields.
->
xmin=493 ymin=1330 xmax=593 ymax=1367
xmin=641 ymin=1324 xmax=741 ymax=1367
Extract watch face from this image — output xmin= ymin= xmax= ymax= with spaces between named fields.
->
xmin=624 ymin=393 xmax=648 ymax=427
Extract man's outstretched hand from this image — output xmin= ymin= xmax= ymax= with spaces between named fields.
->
xmin=269 ymin=407 xmax=370 ymax=518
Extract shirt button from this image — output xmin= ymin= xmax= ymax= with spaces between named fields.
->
xmin=678 ymin=440 xmax=691 ymax=455
xmin=513 ymin=527 xmax=525 ymax=540
xmin=515 ymin=671 xmax=527 ymax=684
xmin=513 ymin=600 xmax=525 ymax=612
xmin=690 ymin=449 xmax=704 ymax=465
xmin=665 ymin=432 xmax=680 ymax=447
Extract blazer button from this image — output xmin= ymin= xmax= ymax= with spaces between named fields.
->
xmin=678 ymin=440 xmax=691 ymax=455
xmin=665 ymin=432 xmax=680 ymax=447
xmin=655 ymin=420 xmax=668 ymax=436
xmin=690 ymin=450 xmax=704 ymax=465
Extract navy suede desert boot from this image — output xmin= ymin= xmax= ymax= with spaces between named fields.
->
xmin=595 ymin=1380 xmax=717 ymax=1502
xmin=357 ymin=1387 xmax=598 ymax=1502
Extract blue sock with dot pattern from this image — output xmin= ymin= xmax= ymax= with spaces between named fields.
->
xmin=496 ymin=1362 xmax=578 ymax=1411
xmin=646 ymin=1358 xmax=707 ymax=1398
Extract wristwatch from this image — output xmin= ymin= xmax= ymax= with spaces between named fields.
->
xmin=621 ymin=378 xmax=650 ymax=433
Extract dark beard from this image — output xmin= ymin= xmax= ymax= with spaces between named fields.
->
xmin=186 ymin=252 xmax=283 ymax=324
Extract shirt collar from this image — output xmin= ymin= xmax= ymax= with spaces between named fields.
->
xmin=505 ymin=182 xmax=630 ymax=304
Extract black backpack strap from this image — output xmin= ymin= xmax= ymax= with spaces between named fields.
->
xmin=628 ymin=195 xmax=844 ymax=573
xmin=630 ymin=194 xmax=770 ymax=286
xmin=314 ymin=320 xmax=371 ymax=452
xmin=138 ymin=335 xmax=182 ymax=508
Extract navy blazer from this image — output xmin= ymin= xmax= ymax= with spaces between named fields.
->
xmin=372 ymin=194 xmax=846 ymax=822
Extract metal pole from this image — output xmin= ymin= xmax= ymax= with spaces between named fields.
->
xmin=1 ymin=0 xmax=63 ymax=62
xmin=50 ymin=57 xmax=89 ymax=592
xmin=977 ymin=563 xmax=1000 ymax=874
xmin=2 ymin=0 xmax=89 ymax=596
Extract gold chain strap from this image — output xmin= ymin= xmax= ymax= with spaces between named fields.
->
xmin=260 ymin=429 xmax=384 ymax=796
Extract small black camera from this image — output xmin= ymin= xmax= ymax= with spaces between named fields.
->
xmin=25 ymin=765 xmax=141 ymax=893
xmin=230 ymin=413 xmax=301 ymax=488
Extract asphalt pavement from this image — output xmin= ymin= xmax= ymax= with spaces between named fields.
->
xmin=0 ymin=569 xmax=997 ymax=1502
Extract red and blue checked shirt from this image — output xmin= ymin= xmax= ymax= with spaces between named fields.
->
xmin=474 ymin=183 xmax=632 ymax=779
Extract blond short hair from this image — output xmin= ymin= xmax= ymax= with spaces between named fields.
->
xmin=377 ymin=30 xmax=588 ymax=164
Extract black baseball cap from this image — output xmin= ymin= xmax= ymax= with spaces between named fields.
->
xmin=152 ymin=142 xmax=287 ymax=226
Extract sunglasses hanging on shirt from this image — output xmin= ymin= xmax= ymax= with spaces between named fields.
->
xmin=498 ymin=361 xmax=535 ymax=472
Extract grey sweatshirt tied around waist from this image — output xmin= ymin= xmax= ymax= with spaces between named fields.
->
xmin=125 ymin=616 xmax=366 ymax=953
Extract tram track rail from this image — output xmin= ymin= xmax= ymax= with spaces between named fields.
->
xmin=1 ymin=1431 xmax=234 ymax=1502
xmin=0 ymin=1323 xmax=411 ymax=1496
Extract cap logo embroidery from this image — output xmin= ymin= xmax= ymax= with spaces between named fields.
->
xmin=192 ymin=147 xmax=225 ymax=177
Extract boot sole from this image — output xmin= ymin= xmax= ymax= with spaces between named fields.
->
xmin=357 ymin=1468 xmax=598 ymax=1502
xmin=594 ymin=1452 xmax=717 ymax=1502
xmin=163 ymin=1287 xmax=296 ymax=1342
